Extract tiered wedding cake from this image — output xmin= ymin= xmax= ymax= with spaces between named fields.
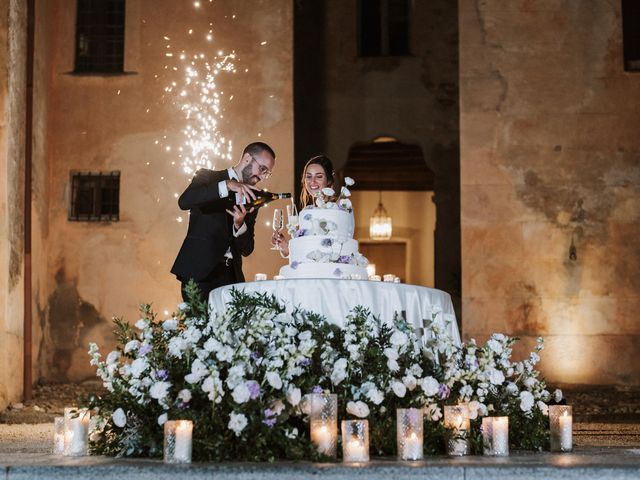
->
xmin=279 ymin=181 xmax=369 ymax=279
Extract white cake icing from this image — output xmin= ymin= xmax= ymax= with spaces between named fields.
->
xmin=279 ymin=206 xmax=369 ymax=279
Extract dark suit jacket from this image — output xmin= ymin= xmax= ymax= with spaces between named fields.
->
xmin=171 ymin=168 xmax=257 ymax=282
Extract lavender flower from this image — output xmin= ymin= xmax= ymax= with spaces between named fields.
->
xmin=293 ymin=229 xmax=307 ymax=238
xmin=333 ymin=268 xmax=342 ymax=277
xmin=262 ymin=417 xmax=277 ymax=428
xmin=437 ymin=383 xmax=451 ymax=400
xmin=291 ymin=261 xmax=300 ymax=270
xmin=337 ymin=255 xmax=351 ymax=264
xmin=250 ymin=351 xmax=262 ymax=361
xmin=262 ymin=408 xmax=277 ymax=428
xmin=155 ymin=369 xmax=169 ymax=381
xmin=303 ymin=213 xmax=312 ymax=221
xmin=298 ymin=358 xmax=311 ymax=367
xmin=246 ymin=380 xmax=261 ymax=400
xmin=321 ymin=238 xmax=333 ymax=247
xmin=312 ymin=385 xmax=324 ymax=394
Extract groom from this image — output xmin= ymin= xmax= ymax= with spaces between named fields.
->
xmin=171 ymin=142 xmax=276 ymax=303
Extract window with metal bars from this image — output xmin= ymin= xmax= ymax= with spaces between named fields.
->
xmin=69 ymin=171 xmax=120 ymax=222
xmin=359 ymin=0 xmax=410 ymax=57
xmin=623 ymin=0 xmax=640 ymax=71
xmin=75 ymin=0 xmax=126 ymax=73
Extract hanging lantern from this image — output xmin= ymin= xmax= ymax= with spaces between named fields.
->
xmin=369 ymin=193 xmax=392 ymax=240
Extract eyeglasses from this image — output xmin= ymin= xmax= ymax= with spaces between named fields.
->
xmin=250 ymin=154 xmax=273 ymax=179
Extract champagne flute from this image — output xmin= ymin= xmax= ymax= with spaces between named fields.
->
xmin=271 ymin=208 xmax=284 ymax=250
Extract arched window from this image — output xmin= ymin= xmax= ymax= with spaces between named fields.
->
xmin=75 ymin=0 xmax=126 ymax=73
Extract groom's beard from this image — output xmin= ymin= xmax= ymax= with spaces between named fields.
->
xmin=241 ymin=163 xmax=260 ymax=185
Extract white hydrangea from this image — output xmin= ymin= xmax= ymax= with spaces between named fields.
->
xmin=149 ymin=381 xmax=171 ymax=402
xmin=421 ymin=376 xmax=440 ymax=397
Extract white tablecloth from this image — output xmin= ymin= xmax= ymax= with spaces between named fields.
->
xmin=209 ymin=279 xmax=460 ymax=345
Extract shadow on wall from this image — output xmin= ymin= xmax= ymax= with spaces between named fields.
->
xmin=42 ymin=267 xmax=113 ymax=382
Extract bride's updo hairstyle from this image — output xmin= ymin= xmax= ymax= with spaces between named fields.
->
xmin=300 ymin=155 xmax=336 ymax=207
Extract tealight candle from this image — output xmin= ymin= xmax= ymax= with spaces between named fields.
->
xmin=342 ymin=420 xmax=369 ymax=462
xmin=369 ymin=275 xmax=381 ymax=282
xmin=397 ymin=408 xmax=423 ymax=460
xmin=393 ymin=277 xmax=401 ymax=283
xmin=383 ymin=274 xmax=395 ymax=282
xmin=482 ymin=416 xmax=509 ymax=456
xmin=349 ymin=274 xmax=363 ymax=280
xmin=64 ymin=408 xmax=90 ymax=456
xmin=164 ymin=420 xmax=193 ymax=463
xmin=254 ymin=273 xmax=267 ymax=281
xmin=53 ymin=416 xmax=65 ymax=455
xmin=273 ymin=275 xmax=285 ymax=280
xmin=309 ymin=393 xmax=338 ymax=457
xmin=549 ymin=405 xmax=572 ymax=452
xmin=444 ymin=405 xmax=470 ymax=456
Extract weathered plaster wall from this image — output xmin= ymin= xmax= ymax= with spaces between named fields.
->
xmin=40 ymin=0 xmax=293 ymax=382
xmin=295 ymin=0 xmax=460 ymax=310
xmin=460 ymin=1 xmax=640 ymax=384
xmin=0 ymin=0 xmax=26 ymax=409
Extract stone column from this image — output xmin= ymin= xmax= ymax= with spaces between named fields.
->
xmin=0 ymin=0 xmax=26 ymax=410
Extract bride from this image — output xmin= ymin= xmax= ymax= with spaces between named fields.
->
xmin=271 ymin=154 xmax=336 ymax=256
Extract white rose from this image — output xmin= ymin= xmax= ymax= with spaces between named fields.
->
xmin=487 ymin=368 xmax=505 ymax=385
xmin=390 ymin=331 xmax=409 ymax=347
xmin=130 ymin=358 xmax=148 ymax=378
xmin=124 ymin=340 xmax=140 ymax=353
xmin=157 ymin=413 xmax=168 ymax=426
xmin=228 ymin=412 xmax=248 ymax=436
xmin=387 ymin=358 xmax=400 ymax=372
xmin=203 ymin=338 xmax=221 ymax=353
xmin=231 ymin=383 xmax=251 ymax=404
xmin=286 ymin=386 xmax=302 ymax=406
xmin=383 ymin=348 xmax=399 ymax=360
xmin=519 ymin=391 xmax=535 ymax=412
xmin=265 ymin=371 xmax=283 ymax=390
xmin=344 ymin=177 xmax=355 ymax=186
xmin=341 ymin=186 xmax=351 ymax=197
xmin=321 ymin=187 xmax=335 ymax=197
xmin=178 ymin=389 xmax=192 ymax=403
xmin=330 ymin=358 xmax=348 ymax=385
xmin=421 ymin=376 xmax=440 ymax=397
xmin=184 ymin=358 xmax=208 ymax=384
xmin=163 ymin=319 xmax=178 ymax=331
xmin=505 ymin=382 xmax=519 ymax=395
xmin=135 ymin=319 xmax=147 ymax=330
xmin=487 ymin=338 xmax=503 ymax=354
xmin=112 ymin=408 xmax=127 ymax=428
xmin=524 ymin=376 xmax=538 ymax=388
xmin=402 ymin=375 xmax=417 ymax=391
xmin=537 ymin=400 xmax=549 ymax=415
xmin=106 ymin=351 xmax=121 ymax=365
xmin=346 ymin=401 xmax=370 ymax=418
xmin=391 ymin=380 xmax=407 ymax=398
xmin=367 ymin=388 xmax=385 ymax=405
xmin=554 ymin=389 xmax=563 ymax=403
xmin=150 ymin=381 xmax=171 ymax=401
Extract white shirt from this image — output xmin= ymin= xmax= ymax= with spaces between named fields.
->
xmin=218 ymin=168 xmax=248 ymax=260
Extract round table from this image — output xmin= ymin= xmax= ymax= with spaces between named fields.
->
xmin=209 ymin=279 xmax=460 ymax=345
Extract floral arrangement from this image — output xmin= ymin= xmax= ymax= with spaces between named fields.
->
xmin=313 ymin=176 xmax=354 ymax=212
xmin=86 ymin=284 xmax=560 ymax=460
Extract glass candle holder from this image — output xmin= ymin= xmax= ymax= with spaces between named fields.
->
xmin=53 ymin=416 xmax=65 ymax=455
xmin=369 ymin=275 xmax=382 ymax=282
xmin=341 ymin=420 xmax=369 ymax=462
xmin=397 ymin=408 xmax=423 ymax=460
xmin=349 ymin=274 xmax=363 ymax=280
xmin=254 ymin=273 xmax=267 ymax=281
xmin=383 ymin=274 xmax=395 ymax=282
xmin=444 ymin=405 xmax=470 ymax=456
xmin=549 ymin=405 xmax=572 ymax=452
xmin=309 ymin=393 xmax=338 ymax=457
xmin=482 ymin=416 xmax=509 ymax=456
xmin=64 ymin=407 xmax=90 ymax=456
xmin=164 ymin=420 xmax=193 ymax=463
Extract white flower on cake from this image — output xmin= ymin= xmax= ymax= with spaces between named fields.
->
xmin=321 ymin=187 xmax=335 ymax=197
xmin=344 ymin=176 xmax=355 ymax=186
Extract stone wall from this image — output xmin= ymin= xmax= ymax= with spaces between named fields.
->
xmin=37 ymin=0 xmax=293 ymax=382
xmin=460 ymin=1 xmax=640 ymax=384
xmin=0 ymin=0 xmax=26 ymax=410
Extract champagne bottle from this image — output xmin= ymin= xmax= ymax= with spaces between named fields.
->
xmin=232 ymin=190 xmax=292 ymax=209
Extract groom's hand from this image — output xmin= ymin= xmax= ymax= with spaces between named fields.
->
xmin=226 ymin=179 xmax=261 ymax=203
xmin=225 ymin=203 xmax=255 ymax=230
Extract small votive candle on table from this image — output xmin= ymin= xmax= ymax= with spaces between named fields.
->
xmin=482 ymin=416 xmax=509 ymax=456
xmin=63 ymin=407 xmax=90 ymax=456
xmin=369 ymin=275 xmax=382 ymax=282
xmin=549 ymin=405 xmax=572 ymax=452
xmin=397 ymin=408 xmax=423 ymax=460
xmin=341 ymin=420 xmax=369 ymax=462
xmin=444 ymin=404 xmax=470 ymax=456
xmin=254 ymin=273 xmax=268 ymax=281
xmin=383 ymin=274 xmax=395 ymax=282
xmin=53 ymin=416 xmax=65 ymax=455
xmin=309 ymin=393 xmax=338 ymax=458
xmin=164 ymin=420 xmax=193 ymax=463
xmin=273 ymin=275 xmax=285 ymax=280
